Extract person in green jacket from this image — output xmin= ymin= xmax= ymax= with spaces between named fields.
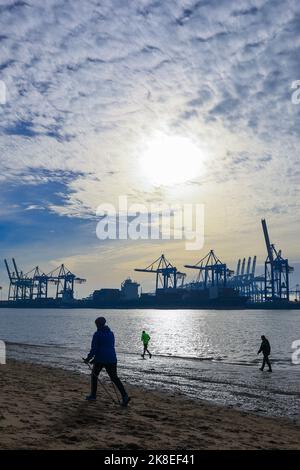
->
xmin=141 ymin=330 xmax=152 ymax=359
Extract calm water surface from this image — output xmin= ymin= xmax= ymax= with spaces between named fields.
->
xmin=0 ymin=308 xmax=299 ymax=421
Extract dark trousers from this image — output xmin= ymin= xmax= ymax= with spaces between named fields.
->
xmin=142 ymin=343 xmax=151 ymax=356
xmin=261 ymin=354 xmax=272 ymax=371
xmin=91 ymin=362 xmax=127 ymax=398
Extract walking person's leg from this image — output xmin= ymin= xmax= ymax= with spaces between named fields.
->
xmin=265 ymin=355 xmax=272 ymax=372
xmin=105 ymin=363 xmax=126 ymax=397
xmin=146 ymin=344 xmax=152 ymax=358
xmin=105 ymin=364 xmax=128 ymax=400
xmin=86 ymin=363 xmax=103 ymax=400
xmin=260 ymin=356 xmax=266 ymax=371
xmin=91 ymin=363 xmax=103 ymax=397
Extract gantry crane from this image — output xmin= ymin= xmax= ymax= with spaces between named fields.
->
xmin=4 ymin=258 xmax=33 ymax=300
xmin=135 ymin=254 xmax=186 ymax=292
xmin=4 ymin=259 xmax=18 ymax=300
xmin=229 ymin=255 xmax=264 ymax=301
xmin=184 ymin=250 xmax=233 ymax=288
xmin=32 ymin=266 xmax=49 ymax=299
xmin=47 ymin=264 xmax=86 ymax=300
xmin=261 ymin=219 xmax=293 ymax=301
xmin=4 ymin=260 xmax=86 ymax=301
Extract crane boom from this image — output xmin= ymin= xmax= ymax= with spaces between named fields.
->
xmin=12 ymin=258 xmax=21 ymax=280
xmin=236 ymin=259 xmax=241 ymax=277
xmin=246 ymin=257 xmax=252 ymax=277
xmin=4 ymin=259 xmax=13 ymax=281
xmin=241 ymin=258 xmax=246 ymax=276
xmin=252 ymin=256 xmax=257 ymax=277
xmin=135 ymin=254 xmax=184 ymax=290
xmin=261 ymin=219 xmax=274 ymax=262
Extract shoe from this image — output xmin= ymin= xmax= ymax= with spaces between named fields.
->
xmin=268 ymin=369 xmax=272 ymax=373
xmin=121 ymin=394 xmax=131 ymax=407
xmin=85 ymin=395 xmax=96 ymax=401
xmin=149 ymin=353 xmax=152 ymax=359
xmin=141 ymin=354 xmax=145 ymax=359
xmin=259 ymin=368 xmax=264 ymax=371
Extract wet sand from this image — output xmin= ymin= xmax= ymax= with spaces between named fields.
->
xmin=0 ymin=360 xmax=299 ymax=450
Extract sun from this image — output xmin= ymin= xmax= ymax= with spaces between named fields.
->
xmin=139 ymin=134 xmax=206 ymax=186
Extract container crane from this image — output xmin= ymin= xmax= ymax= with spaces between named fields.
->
xmin=47 ymin=264 xmax=86 ymax=300
xmin=4 ymin=259 xmax=33 ymax=300
xmin=261 ymin=219 xmax=294 ymax=301
xmin=135 ymin=254 xmax=185 ymax=291
xmin=185 ymin=250 xmax=233 ymax=288
xmin=4 ymin=259 xmax=18 ymax=300
xmin=32 ymin=266 xmax=49 ymax=299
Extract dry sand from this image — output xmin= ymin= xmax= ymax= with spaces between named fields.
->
xmin=0 ymin=360 xmax=299 ymax=450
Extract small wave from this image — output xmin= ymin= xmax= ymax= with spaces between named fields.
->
xmin=122 ymin=351 xmax=217 ymax=362
xmin=6 ymin=340 xmax=70 ymax=350
xmin=157 ymin=353 xmax=216 ymax=362
xmin=123 ymin=352 xmax=293 ymax=367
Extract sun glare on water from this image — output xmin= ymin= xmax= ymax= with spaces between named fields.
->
xmin=139 ymin=134 xmax=206 ymax=186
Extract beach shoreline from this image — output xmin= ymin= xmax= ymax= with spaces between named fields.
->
xmin=0 ymin=359 xmax=299 ymax=450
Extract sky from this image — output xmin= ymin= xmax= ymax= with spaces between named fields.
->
xmin=0 ymin=0 xmax=300 ymax=298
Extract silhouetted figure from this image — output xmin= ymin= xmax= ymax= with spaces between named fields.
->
xmin=141 ymin=330 xmax=152 ymax=359
xmin=84 ymin=317 xmax=130 ymax=406
xmin=257 ymin=335 xmax=272 ymax=372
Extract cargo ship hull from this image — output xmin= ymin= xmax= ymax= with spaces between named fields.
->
xmin=0 ymin=288 xmax=299 ymax=309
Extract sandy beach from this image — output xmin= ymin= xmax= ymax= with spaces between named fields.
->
xmin=0 ymin=359 xmax=299 ymax=450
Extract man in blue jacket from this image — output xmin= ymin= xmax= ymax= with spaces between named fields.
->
xmin=84 ymin=317 xmax=130 ymax=406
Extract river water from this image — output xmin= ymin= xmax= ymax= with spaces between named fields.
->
xmin=0 ymin=308 xmax=299 ymax=421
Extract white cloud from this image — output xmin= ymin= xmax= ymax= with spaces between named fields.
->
xmin=24 ymin=204 xmax=45 ymax=210
xmin=0 ymin=0 xmax=299 ymax=262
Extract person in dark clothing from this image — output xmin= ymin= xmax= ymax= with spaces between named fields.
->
xmin=83 ymin=317 xmax=130 ymax=406
xmin=257 ymin=335 xmax=272 ymax=372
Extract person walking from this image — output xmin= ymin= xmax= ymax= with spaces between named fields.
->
xmin=257 ymin=335 xmax=272 ymax=372
xmin=84 ymin=317 xmax=130 ymax=406
xmin=141 ymin=330 xmax=152 ymax=359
